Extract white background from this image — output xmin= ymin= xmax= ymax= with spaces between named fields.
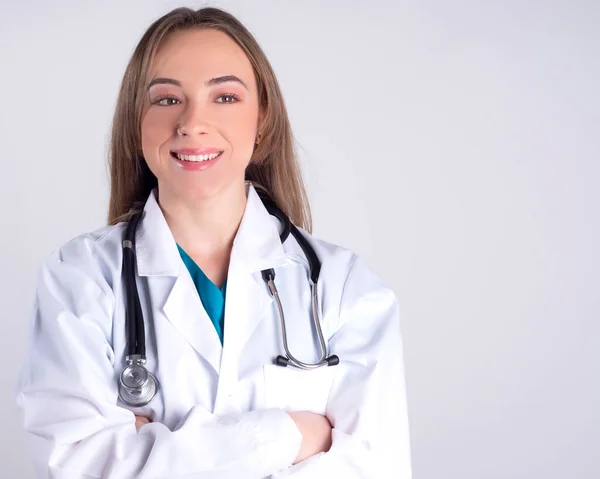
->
xmin=1 ymin=0 xmax=598 ymax=477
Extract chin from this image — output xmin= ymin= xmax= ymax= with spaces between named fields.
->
xmin=163 ymin=176 xmax=245 ymax=203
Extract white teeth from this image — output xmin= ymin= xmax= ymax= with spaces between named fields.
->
xmin=176 ymin=152 xmax=221 ymax=162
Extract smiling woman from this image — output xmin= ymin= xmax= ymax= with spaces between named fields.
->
xmin=15 ymin=6 xmax=412 ymax=479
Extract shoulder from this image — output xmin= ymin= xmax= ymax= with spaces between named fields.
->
xmin=286 ymin=226 xmax=356 ymax=278
xmin=291 ymin=226 xmax=385 ymax=282
xmin=290 ymin=227 xmax=397 ymax=313
xmin=38 ymin=222 xmax=127 ymax=299
xmin=289 ymin=228 xmax=401 ymax=351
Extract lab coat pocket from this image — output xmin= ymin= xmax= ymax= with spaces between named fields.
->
xmin=262 ymin=364 xmax=336 ymax=415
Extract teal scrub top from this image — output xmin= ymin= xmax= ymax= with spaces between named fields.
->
xmin=176 ymin=244 xmax=227 ymax=345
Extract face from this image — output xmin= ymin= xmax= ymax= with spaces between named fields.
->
xmin=140 ymin=28 xmax=261 ymax=202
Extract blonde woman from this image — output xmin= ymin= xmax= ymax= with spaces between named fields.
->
xmin=16 ymin=7 xmax=411 ymax=478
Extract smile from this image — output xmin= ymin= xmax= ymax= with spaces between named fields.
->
xmin=170 ymin=151 xmax=223 ymax=162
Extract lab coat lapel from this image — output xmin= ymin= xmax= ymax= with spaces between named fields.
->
xmin=223 ymin=265 xmax=270 ymax=358
xmin=223 ymin=185 xmax=289 ymax=355
xmin=163 ymin=274 xmax=223 ymax=373
xmin=135 ymin=189 xmax=222 ymax=374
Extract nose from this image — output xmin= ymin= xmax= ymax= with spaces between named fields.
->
xmin=176 ymin=100 xmax=212 ymax=137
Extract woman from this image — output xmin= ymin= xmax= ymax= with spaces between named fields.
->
xmin=16 ymin=7 xmax=411 ymax=478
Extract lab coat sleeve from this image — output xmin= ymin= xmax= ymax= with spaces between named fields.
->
xmin=15 ymin=253 xmax=302 ymax=479
xmin=272 ymin=254 xmax=412 ymax=478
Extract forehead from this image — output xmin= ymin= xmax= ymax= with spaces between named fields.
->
xmin=148 ymin=28 xmax=255 ymax=87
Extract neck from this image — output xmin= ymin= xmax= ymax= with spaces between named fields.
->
xmin=157 ymin=181 xmax=248 ymax=259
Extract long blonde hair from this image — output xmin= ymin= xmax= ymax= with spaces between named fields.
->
xmin=107 ymin=7 xmax=312 ymax=232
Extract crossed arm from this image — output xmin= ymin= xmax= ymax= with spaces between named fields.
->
xmin=16 ymin=253 xmax=411 ymax=478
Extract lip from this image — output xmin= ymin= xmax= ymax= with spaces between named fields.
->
xmin=171 ymin=147 xmax=223 ymax=155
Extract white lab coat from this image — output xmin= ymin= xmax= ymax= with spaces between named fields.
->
xmin=15 ymin=184 xmax=412 ymax=479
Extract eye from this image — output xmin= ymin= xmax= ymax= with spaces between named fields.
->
xmin=151 ymin=96 xmax=181 ymax=106
xmin=215 ymin=93 xmax=241 ymax=104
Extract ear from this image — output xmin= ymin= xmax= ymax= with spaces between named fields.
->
xmin=256 ymin=108 xmax=266 ymax=137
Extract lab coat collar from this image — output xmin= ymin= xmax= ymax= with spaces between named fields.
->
xmin=230 ymin=183 xmax=288 ymax=272
xmin=135 ymin=182 xmax=286 ymax=277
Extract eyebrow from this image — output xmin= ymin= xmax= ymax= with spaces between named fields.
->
xmin=147 ymin=75 xmax=248 ymax=91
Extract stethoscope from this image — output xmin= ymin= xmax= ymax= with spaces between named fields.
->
xmin=118 ymin=190 xmax=339 ymax=407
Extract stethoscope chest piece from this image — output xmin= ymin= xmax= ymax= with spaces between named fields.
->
xmin=118 ymin=355 xmax=158 ymax=407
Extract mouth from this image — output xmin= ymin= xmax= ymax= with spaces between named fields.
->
xmin=170 ymin=150 xmax=224 ymax=162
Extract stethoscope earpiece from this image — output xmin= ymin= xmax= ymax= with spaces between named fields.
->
xmin=326 ymin=355 xmax=340 ymax=366
xmin=275 ymin=355 xmax=290 ymax=367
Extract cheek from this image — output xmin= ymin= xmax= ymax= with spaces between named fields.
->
xmin=224 ymin=107 xmax=259 ymax=155
xmin=141 ymin=110 xmax=174 ymax=150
